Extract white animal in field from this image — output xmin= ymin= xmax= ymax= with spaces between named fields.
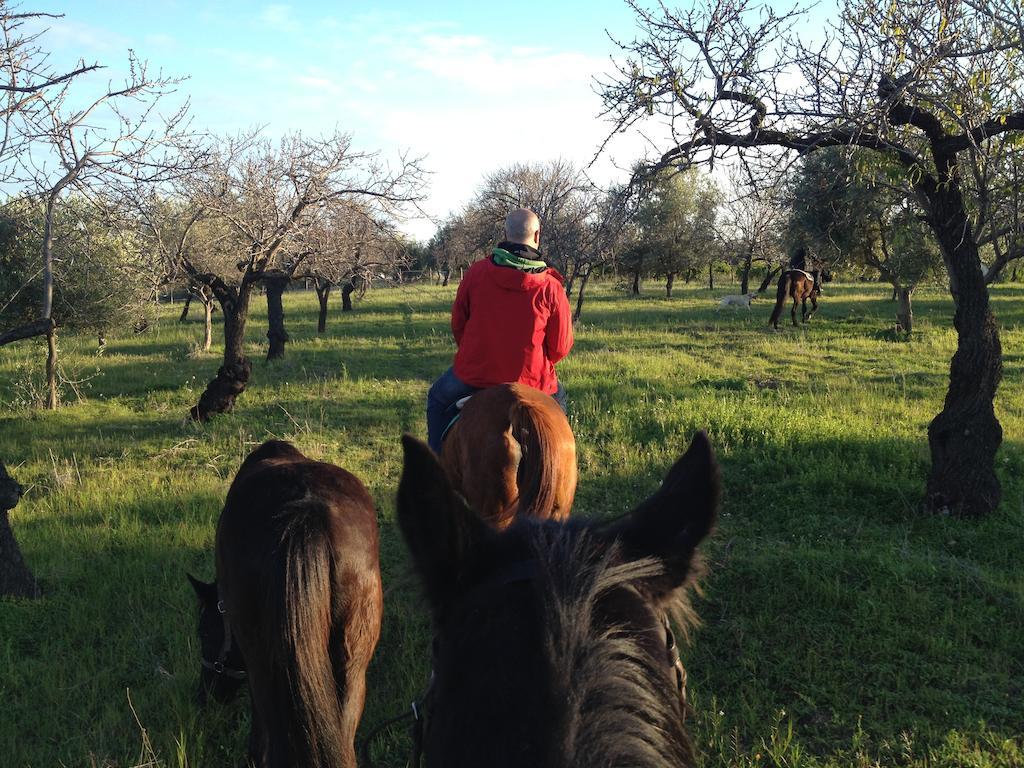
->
xmin=717 ymin=292 xmax=758 ymax=309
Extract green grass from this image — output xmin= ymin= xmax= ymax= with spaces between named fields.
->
xmin=1 ymin=281 xmax=1022 ymax=767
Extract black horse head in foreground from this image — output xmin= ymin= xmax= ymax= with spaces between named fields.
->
xmin=398 ymin=432 xmax=720 ymax=768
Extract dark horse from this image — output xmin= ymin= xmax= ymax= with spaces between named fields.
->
xmin=768 ymin=269 xmax=825 ymax=328
xmin=398 ymin=432 xmax=719 ymax=767
xmin=440 ymin=383 xmax=577 ymax=529
xmin=188 ymin=440 xmax=383 ymax=768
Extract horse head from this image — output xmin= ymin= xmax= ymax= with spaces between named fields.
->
xmin=187 ymin=573 xmax=247 ymax=705
xmin=397 ymin=432 xmax=719 ymax=767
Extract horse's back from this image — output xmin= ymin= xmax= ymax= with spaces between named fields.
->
xmin=442 ymin=383 xmax=576 ymax=528
xmin=218 ymin=445 xmax=379 ymax=575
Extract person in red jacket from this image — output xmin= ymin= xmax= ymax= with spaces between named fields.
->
xmin=426 ymin=208 xmax=573 ymax=451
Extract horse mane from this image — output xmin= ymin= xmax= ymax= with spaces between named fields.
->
xmin=527 ymin=524 xmax=698 ymax=767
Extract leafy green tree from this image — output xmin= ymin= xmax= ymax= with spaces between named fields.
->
xmin=0 ymin=197 xmax=149 ymax=347
xmin=635 ymin=168 xmax=720 ymax=297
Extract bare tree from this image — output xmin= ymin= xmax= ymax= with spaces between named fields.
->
xmin=297 ymin=198 xmax=408 ymax=331
xmin=473 ymin=160 xmax=592 ymax=278
xmin=429 ymin=208 xmax=492 ymax=285
xmin=0 ymin=7 xmax=100 ymax=172
xmin=570 ymin=185 xmax=637 ymax=321
xmin=444 ymin=164 xmax=634 ymax=321
xmin=600 ymin=0 xmax=1024 ymax=517
xmin=721 ymin=170 xmax=786 ymax=295
xmin=161 ymin=132 xmax=423 ymax=420
xmin=0 ymin=7 xmax=106 ymax=599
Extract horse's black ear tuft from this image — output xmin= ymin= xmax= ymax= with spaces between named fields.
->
xmin=187 ymin=572 xmax=217 ymax=603
xmin=397 ymin=435 xmax=488 ymax=615
xmin=612 ymin=431 xmax=720 ymax=599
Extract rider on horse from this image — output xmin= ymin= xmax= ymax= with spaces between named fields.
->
xmin=789 ymin=246 xmax=822 ymax=293
xmin=426 ymin=208 xmax=574 ymax=452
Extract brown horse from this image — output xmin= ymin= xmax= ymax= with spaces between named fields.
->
xmin=439 ymin=383 xmax=577 ymax=529
xmin=768 ymin=269 xmax=823 ymax=329
xmin=188 ymin=440 xmax=383 ymax=768
xmin=397 ymin=432 xmax=720 ymax=767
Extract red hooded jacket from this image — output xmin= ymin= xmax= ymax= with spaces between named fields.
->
xmin=451 ymin=255 xmax=573 ymax=394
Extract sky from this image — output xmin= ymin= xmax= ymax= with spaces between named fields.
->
xmin=35 ymin=1 xmax=652 ymax=240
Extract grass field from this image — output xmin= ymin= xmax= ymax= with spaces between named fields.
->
xmin=1 ymin=280 xmax=1022 ymax=767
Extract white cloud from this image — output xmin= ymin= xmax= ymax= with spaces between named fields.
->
xmin=259 ymin=4 xmax=300 ymax=33
xmin=354 ymin=28 xmax=647 ymax=233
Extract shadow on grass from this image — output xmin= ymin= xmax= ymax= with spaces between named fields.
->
xmin=0 ymin=490 xmax=244 ymax=767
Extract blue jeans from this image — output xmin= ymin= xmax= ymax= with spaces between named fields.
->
xmin=426 ymin=367 xmax=567 ymax=452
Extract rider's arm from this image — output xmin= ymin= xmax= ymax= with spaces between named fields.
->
xmin=543 ymin=281 xmax=573 ymax=364
xmin=451 ymin=272 xmax=472 ymax=345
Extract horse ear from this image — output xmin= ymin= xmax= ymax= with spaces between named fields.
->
xmin=612 ymin=431 xmax=720 ymax=598
xmin=187 ymin=572 xmax=217 ymax=604
xmin=397 ymin=435 xmax=489 ymax=613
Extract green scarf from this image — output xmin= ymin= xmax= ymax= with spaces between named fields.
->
xmin=491 ymin=247 xmax=548 ymax=273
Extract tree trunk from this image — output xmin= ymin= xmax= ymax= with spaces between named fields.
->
xmin=46 ymin=327 xmax=58 ymax=410
xmin=895 ymin=285 xmax=914 ymax=335
xmin=758 ymin=267 xmax=782 ymax=294
xmin=573 ymin=269 xmax=593 ymax=322
xmin=740 ymin=254 xmax=753 ymax=295
xmin=631 ymin=268 xmax=641 ymax=295
xmin=190 ymin=282 xmax=253 ymax=422
xmin=342 ymin=281 xmax=355 ymax=312
xmin=179 ymin=294 xmax=192 ymax=322
xmin=0 ymin=318 xmax=54 ymax=346
xmin=923 ymin=177 xmax=1002 ymax=517
xmin=0 ymin=462 xmax=40 ymax=599
xmin=665 ymin=272 xmax=675 ymax=298
xmin=42 ymin=193 xmax=57 ymax=321
xmin=264 ymin=272 xmax=290 ymax=361
xmin=707 ymin=262 xmax=714 ymax=291
xmin=315 ymin=279 xmax=332 ymax=333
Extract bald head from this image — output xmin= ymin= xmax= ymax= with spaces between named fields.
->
xmin=504 ymin=208 xmax=541 ymax=247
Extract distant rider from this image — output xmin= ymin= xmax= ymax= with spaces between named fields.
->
xmin=426 ymin=208 xmax=573 ymax=452
xmin=789 ymin=246 xmax=820 ymax=292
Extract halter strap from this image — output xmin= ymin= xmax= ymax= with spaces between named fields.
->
xmin=200 ymin=596 xmax=248 ymax=680
xmin=663 ymin=614 xmax=688 ymax=711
